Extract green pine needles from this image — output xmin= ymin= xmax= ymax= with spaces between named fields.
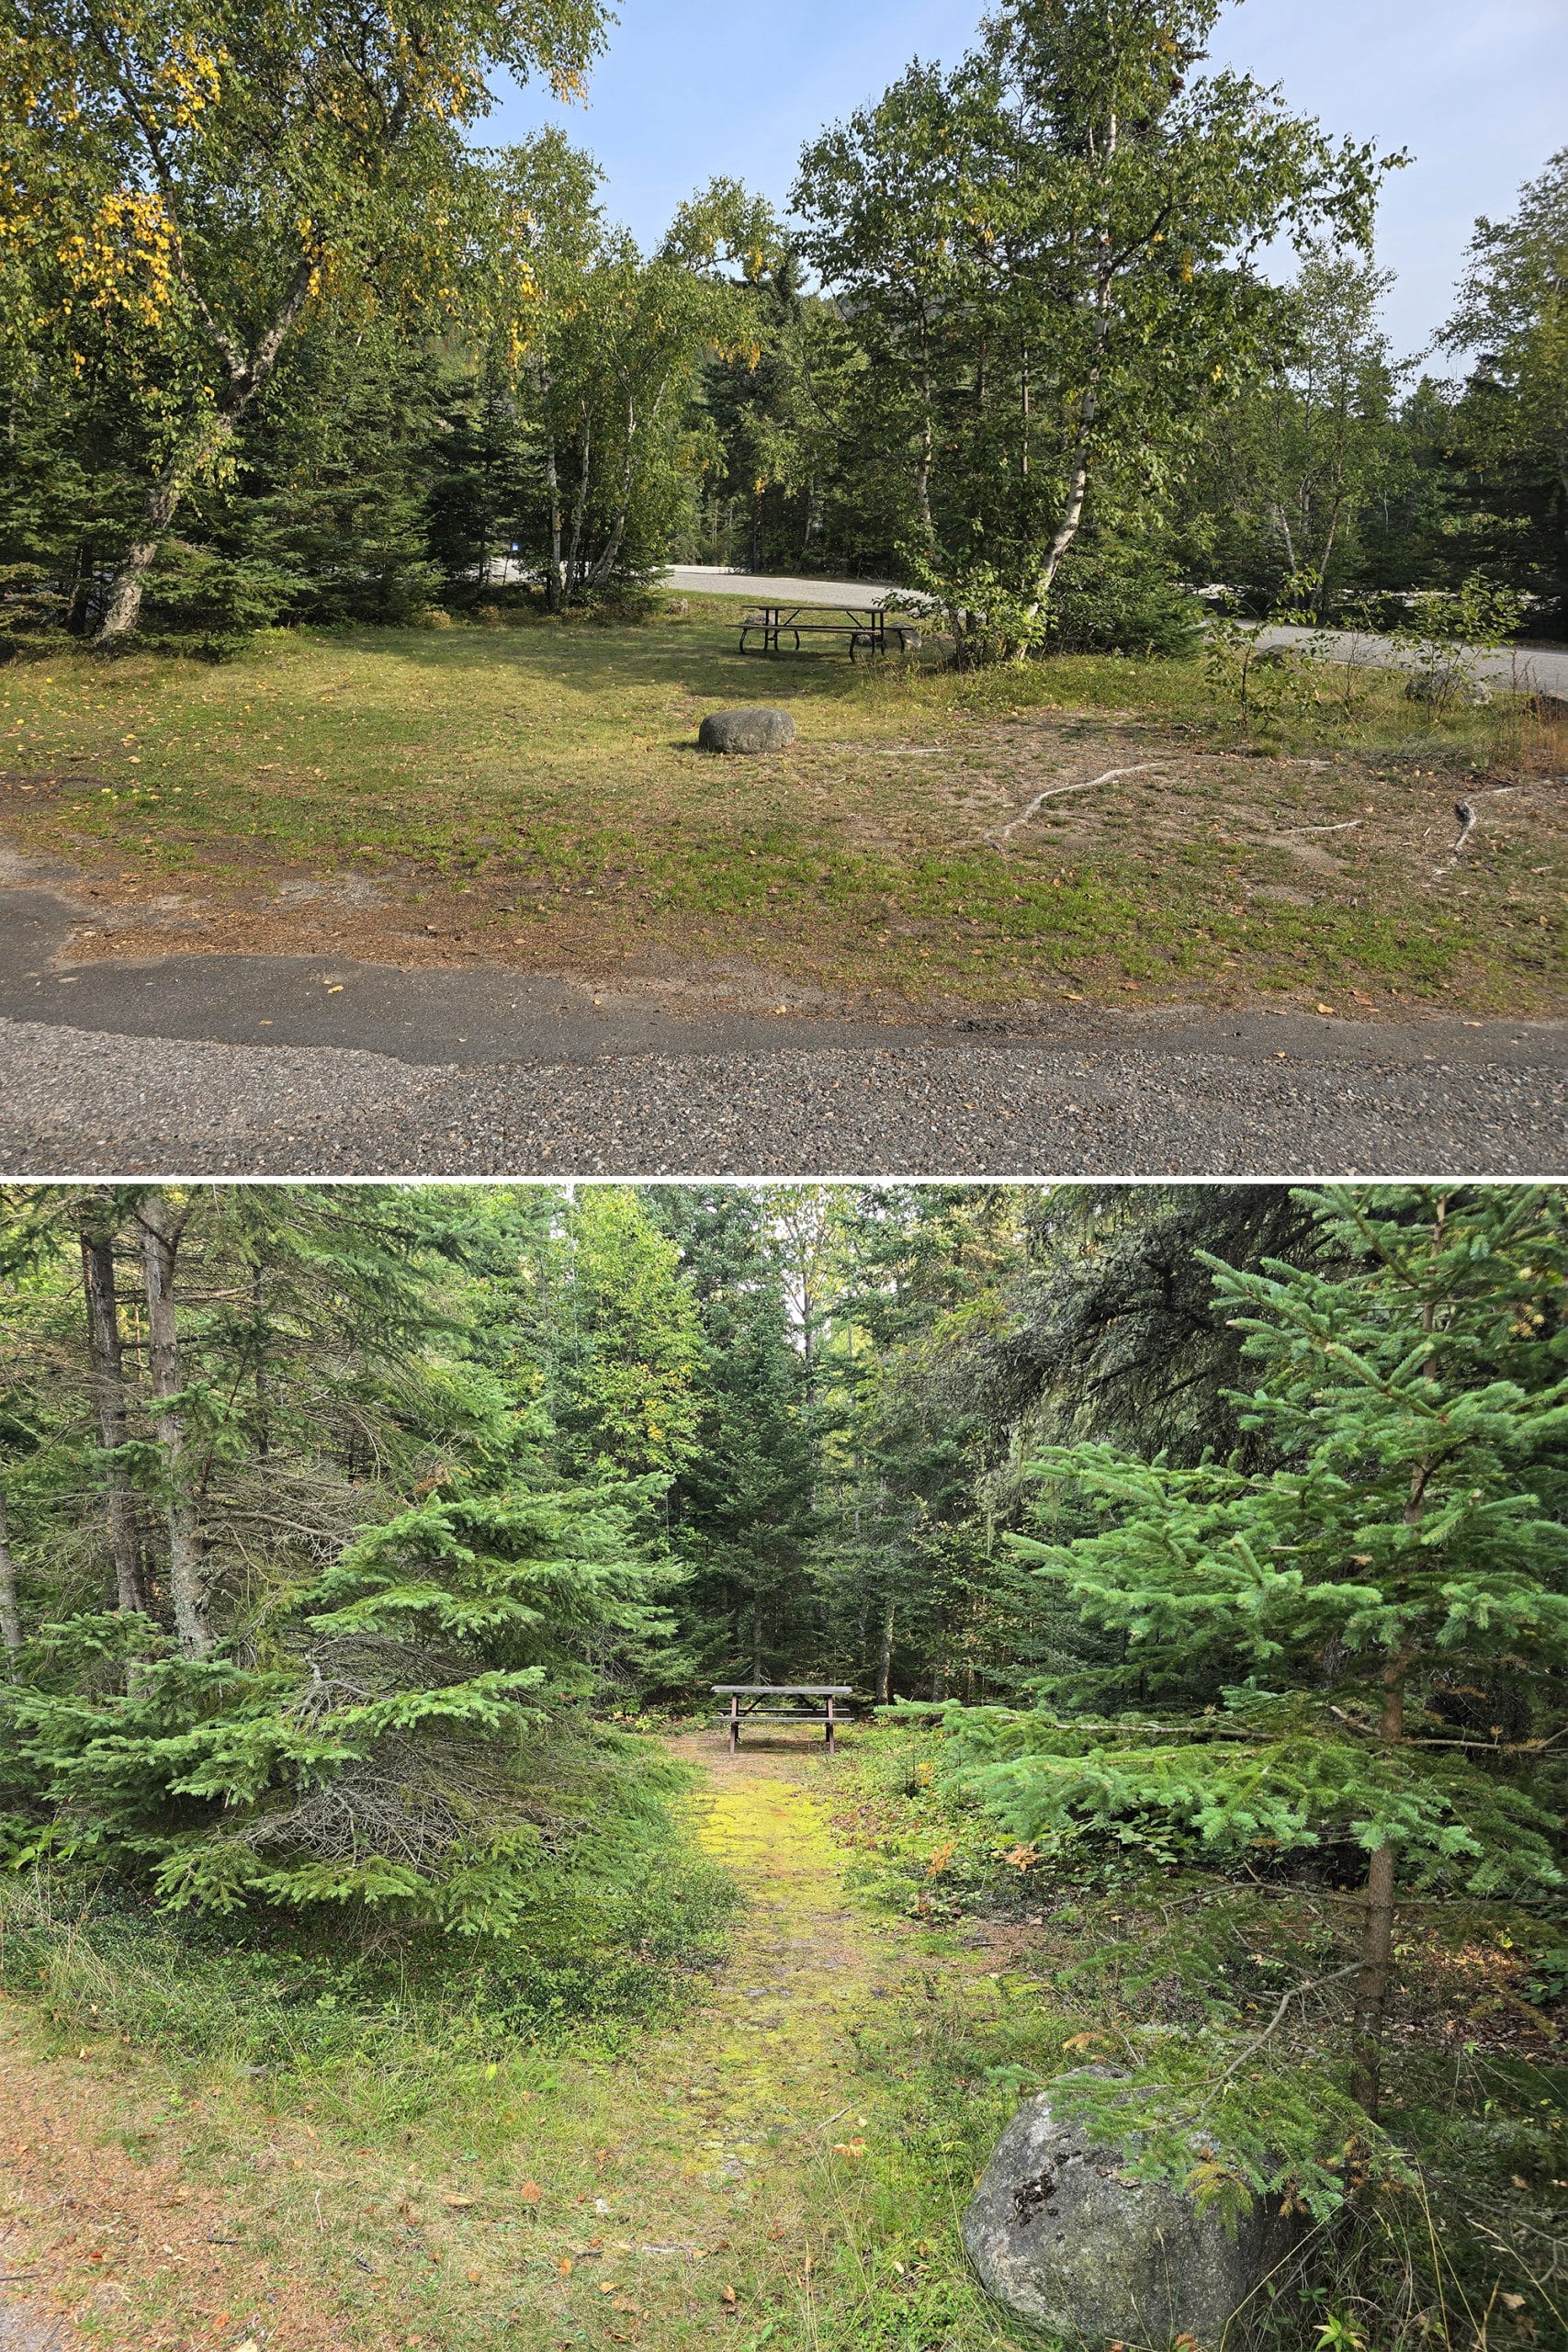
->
xmin=6 ymin=1483 xmax=671 ymax=1935
xmin=942 ymin=1184 xmax=1568 ymax=2116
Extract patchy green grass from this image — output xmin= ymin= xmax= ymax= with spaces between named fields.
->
xmin=0 ymin=1741 xmax=1040 ymax=2352
xmin=0 ymin=600 xmax=1564 ymax=1015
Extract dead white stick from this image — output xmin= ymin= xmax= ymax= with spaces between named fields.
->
xmin=989 ymin=762 xmax=1164 ymax=847
xmin=1277 ymin=818 xmax=1362 ymax=835
xmin=1435 ymin=798 xmax=1477 ymax=876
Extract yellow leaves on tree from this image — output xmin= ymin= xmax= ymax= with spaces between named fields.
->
xmin=55 ymin=187 xmax=176 ymax=328
xmin=148 ymin=31 xmax=225 ymax=127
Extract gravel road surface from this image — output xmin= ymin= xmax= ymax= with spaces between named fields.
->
xmin=4 ymin=887 xmax=1562 ymax=1178
xmin=4 ymin=1005 xmax=1562 ymax=1178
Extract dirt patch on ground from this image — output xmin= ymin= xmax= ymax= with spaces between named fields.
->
xmin=0 ymin=2011 xmax=356 ymax=2350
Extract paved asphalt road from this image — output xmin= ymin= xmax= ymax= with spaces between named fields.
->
xmin=664 ymin=565 xmax=920 ymax=611
xmin=1244 ymin=623 xmax=1568 ymax=697
xmin=3 ymin=888 xmax=1562 ymax=1178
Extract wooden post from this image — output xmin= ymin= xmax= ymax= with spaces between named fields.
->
xmin=826 ymin=1690 xmax=836 ymax=1754
xmin=728 ymin=1692 xmax=739 ymax=1756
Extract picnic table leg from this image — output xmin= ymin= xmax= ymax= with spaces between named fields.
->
xmin=826 ymin=1693 xmax=836 ymax=1754
xmin=728 ymin=1694 xmax=739 ymax=1756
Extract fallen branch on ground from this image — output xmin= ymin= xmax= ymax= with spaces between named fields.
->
xmin=1437 ymin=799 xmax=1478 ymax=873
xmin=988 ymin=763 xmax=1164 ymax=847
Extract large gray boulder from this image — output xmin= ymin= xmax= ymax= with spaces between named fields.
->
xmin=697 ymin=707 xmax=796 ymax=754
xmin=962 ymin=2082 xmax=1303 ymax=2348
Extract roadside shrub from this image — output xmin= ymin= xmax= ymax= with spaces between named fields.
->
xmin=586 ymin=582 xmax=662 ymax=626
xmin=1042 ymin=547 xmax=1202 ymax=658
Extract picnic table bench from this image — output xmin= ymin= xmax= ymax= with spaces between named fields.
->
xmin=713 ymin=1683 xmax=854 ymax=1753
xmin=739 ymin=604 xmax=921 ymax=660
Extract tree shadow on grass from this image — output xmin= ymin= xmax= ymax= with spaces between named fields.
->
xmin=351 ymin=620 xmax=915 ymax=711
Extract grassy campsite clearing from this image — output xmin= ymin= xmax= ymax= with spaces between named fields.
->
xmin=1 ymin=602 xmax=1563 ymax=1020
xmin=1 ymin=1735 xmax=1031 ymax=2352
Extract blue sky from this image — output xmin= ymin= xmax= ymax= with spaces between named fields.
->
xmin=489 ymin=0 xmax=1565 ymax=361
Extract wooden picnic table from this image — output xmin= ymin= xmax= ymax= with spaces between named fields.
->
xmin=713 ymin=1683 xmax=854 ymax=1753
xmin=739 ymin=605 xmax=921 ymax=660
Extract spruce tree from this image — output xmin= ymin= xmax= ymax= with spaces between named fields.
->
xmin=0 ymin=1184 xmax=673 ymax=1936
xmin=6 ymin=1480 xmax=668 ymax=1933
xmin=946 ymin=1185 xmax=1568 ymax=2117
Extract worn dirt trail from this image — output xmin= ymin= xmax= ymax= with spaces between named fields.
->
xmin=1 ymin=1737 xmax=998 ymax=2352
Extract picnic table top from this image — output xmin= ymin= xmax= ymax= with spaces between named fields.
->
xmin=712 ymin=1683 xmax=853 ymax=1695
xmin=747 ymin=601 xmax=915 ymax=616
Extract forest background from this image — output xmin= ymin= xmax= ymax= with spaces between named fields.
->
xmin=2 ymin=0 xmax=1564 ymax=656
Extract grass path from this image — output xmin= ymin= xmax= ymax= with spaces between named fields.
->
xmin=0 ymin=1739 xmax=1024 ymax=2352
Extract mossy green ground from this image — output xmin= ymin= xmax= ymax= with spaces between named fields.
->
xmin=1 ymin=601 xmax=1562 ymax=1015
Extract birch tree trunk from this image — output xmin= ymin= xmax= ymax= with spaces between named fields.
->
xmin=79 ymin=1213 xmax=148 ymax=1614
xmin=1031 ymin=113 xmax=1122 ymax=619
xmin=915 ymin=314 xmax=936 ymax=548
xmin=94 ymin=254 xmax=318 ymax=645
xmin=563 ymin=413 xmax=592 ymax=605
xmin=545 ymin=424 xmax=564 ymax=611
xmin=136 ymin=1190 xmax=213 ymax=1656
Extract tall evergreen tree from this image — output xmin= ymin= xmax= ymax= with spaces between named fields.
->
xmin=944 ymin=1184 xmax=1568 ymax=2116
xmin=646 ymin=1187 xmax=817 ymax=1684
